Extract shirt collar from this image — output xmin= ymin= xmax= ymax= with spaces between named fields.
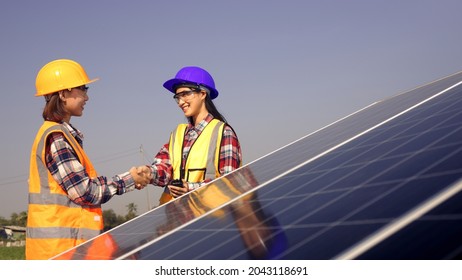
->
xmin=63 ymin=122 xmax=84 ymax=146
xmin=187 ymin=113 xmax=214 ymax=133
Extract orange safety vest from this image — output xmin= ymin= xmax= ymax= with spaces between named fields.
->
xmin=159 ymin=119 xmax=225 ymax=205
xmin=26 ymin=121 xmax=103 ymax=260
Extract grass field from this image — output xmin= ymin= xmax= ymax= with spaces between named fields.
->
xmin=0 ymin=246 xmax=25 ymax=260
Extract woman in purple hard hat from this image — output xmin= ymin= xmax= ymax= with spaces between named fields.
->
xmin=147 ymin=66 xmax=242 ymax=204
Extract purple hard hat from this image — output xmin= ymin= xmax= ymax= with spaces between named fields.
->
xmin=163 ymin=66 xmax=219 ymax=99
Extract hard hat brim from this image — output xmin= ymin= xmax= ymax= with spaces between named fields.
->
xmin=35 ymin=77 xmax=99 ymax=97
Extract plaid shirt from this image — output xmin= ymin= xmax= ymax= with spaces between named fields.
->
xmin=45 ymin=122 xmax=135 ymax=205
xmin=151 ymin=114 xmax=242 ymax=190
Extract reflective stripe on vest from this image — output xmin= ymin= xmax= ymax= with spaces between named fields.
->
xmin=26 ymin=121 xmax=103 ymax=260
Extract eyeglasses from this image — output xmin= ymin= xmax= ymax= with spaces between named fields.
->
xmin=173 ymin=89 xmax=198 ymax=103
xmin=73 ymin=85 xmax=89 ymax=92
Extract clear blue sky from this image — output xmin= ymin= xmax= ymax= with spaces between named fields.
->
xmin=1 ymin=0 xmax=462 ymax=218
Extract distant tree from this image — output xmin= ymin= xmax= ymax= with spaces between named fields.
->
xmin=102 ymin=203 xmax=139 ymax=231
xmin=102 ymin=209 xmax=125 ymax=232
xmin=10 ymin=213 xmax=18 ymax=226
xmin=125 ymin=203 xmax=138 ymax=221
xmin=16 ymin=212 xmax=27 ymax=227
xmin=0 ymin=216 xmax=7 ymax=226
xmin=7 ymin=212 xmax=27 ymax=227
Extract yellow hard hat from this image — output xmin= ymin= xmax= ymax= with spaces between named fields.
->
xmin=35 ymin=59 xmax=99 ymax=96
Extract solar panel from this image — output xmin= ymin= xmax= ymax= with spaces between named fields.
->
xmin=52 ymin=71 xmax=462 ymax=260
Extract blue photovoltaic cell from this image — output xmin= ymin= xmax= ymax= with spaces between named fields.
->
xmin=52 ymin=71 xmax=462 ymax=260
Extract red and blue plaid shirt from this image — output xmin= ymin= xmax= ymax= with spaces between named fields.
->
xmin=150 ymin=114 xmax=242 ymax=190
xmin=45 ymin=123 xmax=135 ymax=205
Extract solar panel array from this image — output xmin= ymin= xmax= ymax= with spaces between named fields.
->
xmin=53 ymin=71 xmax=462 ymax=260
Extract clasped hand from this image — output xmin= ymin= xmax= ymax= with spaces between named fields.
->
xmin=129 ymin=165 xmax=152 ymax=190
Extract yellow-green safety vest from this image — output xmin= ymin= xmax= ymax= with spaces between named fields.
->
xmin=159 ymin=119 xmax=225 ymax=204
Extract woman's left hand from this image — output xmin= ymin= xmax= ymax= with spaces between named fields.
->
xmin=168 ymin=180 xmax=188 ymax=198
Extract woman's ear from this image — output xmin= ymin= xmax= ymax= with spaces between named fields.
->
xmin=200 ymin=90 xmax=207 ymax=100
xmin=59 ymin=91 xmax=66 ymax=102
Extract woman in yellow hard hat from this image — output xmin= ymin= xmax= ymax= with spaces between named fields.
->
xmin=26 ymin=59 xmax=152 ymax=260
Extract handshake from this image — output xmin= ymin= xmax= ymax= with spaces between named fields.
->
xmin=129 ymin=165 xmax=153 ymax=190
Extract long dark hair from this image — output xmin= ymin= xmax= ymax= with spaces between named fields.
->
xmin=187 ymin=92 xmax=227 ymax=125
